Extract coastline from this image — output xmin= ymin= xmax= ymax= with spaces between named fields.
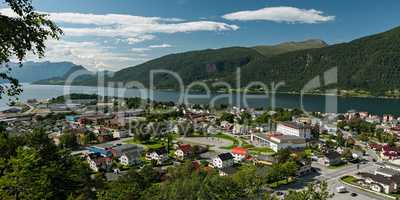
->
xmin=30 ymin=83 xmax=400 ymax=100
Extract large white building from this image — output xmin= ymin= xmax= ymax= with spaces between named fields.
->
xmin=276 ymin=122 xmax=311 ymax=139
xmin=251 ymin=132 xmax=307 ymax=152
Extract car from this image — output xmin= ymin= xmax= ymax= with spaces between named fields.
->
xmin=274 ymin=191 xmax=285 ymax=196
xmin=336 ymin=186 xmax=347 ymax=193
xmin=350 ymin=193 xmax=358 ymax=197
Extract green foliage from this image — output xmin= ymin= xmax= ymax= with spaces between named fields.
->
xmin=49 ymin=93 xmax=99 ymax=104
xmin=285 ymin=181 xmax=333 ymax=200
xmin=253 ymin=39 xmax=327 ymax=57
xmin=0 ymin=0 xmax=62 ymax=99
xmin=59 ymin=132 xmax=78 ymax=149
xmin=0 ymin=130 xmax=95 ymax=199
xmin=220 ymin=112 xmax=235 ymax=123
xmin=97 ymin=167 xmax=160 ymax=200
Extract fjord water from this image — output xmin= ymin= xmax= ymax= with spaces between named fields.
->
xmin=1 ymin=84 xmax=400 ymax=116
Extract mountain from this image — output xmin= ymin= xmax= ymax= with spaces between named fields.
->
xmin=33 ymin=64 xmax=92 ymax=85
xmin=239 ymin=26 xmax=400 ymax=95
xmin=34 ymin=26 xmax=400 ymax=96
xmin=36 ymin=47 xmax=265 ymax=87
xmin=252 ymin=39 xmax=328 ymax=57
xmin=0 ymin=61 xmax=85 ymax=83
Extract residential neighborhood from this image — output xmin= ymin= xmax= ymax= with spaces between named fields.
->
xmin=3 ymin=94 xmax=400 ymax=199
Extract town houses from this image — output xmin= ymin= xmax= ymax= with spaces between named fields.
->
xmin=6 ymin=94 xmax=400 ymax=199
xmin=212 ymin=153 xmax=234 ymax=169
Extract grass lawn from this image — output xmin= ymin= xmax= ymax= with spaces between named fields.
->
xmin=341 ymin=175 xmax=358 ymax=184
xmin=269 ymin=178 xmax=295 ymax=188
xmin=327 ymin=162 xmax=348 ymax=169
xmin=213 ymin=133 xmax=239 ymax=149
xmin=124 ymin=139 xmax=165 ymax=150
xmin=249 ymin=147 xmax=275 ymax=154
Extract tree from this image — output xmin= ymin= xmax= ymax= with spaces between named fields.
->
xmin=238 ymin=111 xmax=252 ymax=124
xmin=357 ymin=132 xmax=370 ymax=142
xmin=0 ymin=0 xmax=62 ymax=99
xmin=220 ymin=112 xmax=235 ymax=123
xmin=285 ymin=181 xmax=333 ymax=200
xmin=336 ymin=131 xmax=345 ymax=147
xmin=97 ymin=170 xmax=149 ymax=200
xmin=0 ymin=131 xmax=95 ymax=199
xmin=59 ymin=132 xmax=78 ymax=149
xmin=275 ymin=148 xmax=292 ymax=163
xmin=232 ymin=165 xmax=267 ymax=198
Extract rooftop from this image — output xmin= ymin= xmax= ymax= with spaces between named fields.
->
xmin=218 ymin=152 xmax=234 ymax=161
xmin=279 ymin=121 xmax=311 ymax=129
xmin=376 ymin=167 xmax=400 ymax=177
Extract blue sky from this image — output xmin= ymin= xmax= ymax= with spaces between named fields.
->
xmin=2 ymin=0 xmax=400 ymax=71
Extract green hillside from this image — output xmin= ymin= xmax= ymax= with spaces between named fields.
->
xmin=95 ymin=47 xmax=264 ymax=88
xmin=35 ymin=26 xmax=400 ymax=96
xmin=239 ymin=26 xmax=400 ymax=96
xmin=253 ymin=39 xmax=327 ymax=57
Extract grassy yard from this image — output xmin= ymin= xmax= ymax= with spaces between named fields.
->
xmin=125 ymin=139 xmax=165 ymax=150
xmin=327 ymin=162 xmax=348 ymax=169
xmin=341 ymin=175 xmax=358 ymax=184
xmin=249 ymin=147 xmax=275 ymax=154
xmin=213 ymin=133 xmax=240 ymax=149
xmin=269 ymin=178 xmax=295 ymax=188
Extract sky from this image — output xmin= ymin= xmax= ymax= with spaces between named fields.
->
xmin=1 ymin=0 xmax=400 ymax=71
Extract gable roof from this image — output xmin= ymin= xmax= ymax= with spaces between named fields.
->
xmin=218 ymin=152 xmax=234 ymax=161
xmin=178 ymin=144 xmax=192 ymax=154
xmin=359 ymin=172 xmax=394 ymax=185
xmin=113 ymin=144 xmax=143 ymax=153
xmin=231 ymin=147 xmax=248 ymax=155
xmin=325 ymin=151 xmax=341 ymax=160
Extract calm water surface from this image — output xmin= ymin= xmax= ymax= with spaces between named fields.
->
xmin=1 ymin=84 xmax=400 ymax=116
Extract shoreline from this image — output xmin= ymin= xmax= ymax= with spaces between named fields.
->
xmin=30 ymin=83 xmax=400 ymax=100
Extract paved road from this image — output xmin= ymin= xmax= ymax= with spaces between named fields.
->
xmin=329 ymin=180 xmax=387 ymax=200
xmin=279 ymin=161 xmax=386 ymax=200
xmin=313 ymin=162 xmax=388 ymax=200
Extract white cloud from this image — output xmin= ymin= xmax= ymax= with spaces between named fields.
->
xmin=0 ymin=8 xmax=238 ymax=39
xmin=1 ymin=8 xmax=238 ymax=70
xmin=130 ymin=47 xmax=150 ymax=53
xmin=223 ymin=6 xmax=335 ymax=24
xmin=24 ymin=40 xmax=149 ymax=71
xmin=148 ymin=44 xmax=173 ymax=48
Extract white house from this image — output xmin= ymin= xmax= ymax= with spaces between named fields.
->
xmin=112 ymin=129 xmax=129 ymax=139
xmin=146 ymin=148 xmax=168 ymax=164
xmin=231 ymin=147 xmax=248 ymax=163
xmin=120 ymin=150 xmax=142 ymax=166
xmin=232 ymin=124 xmax=249 ymax=135
xmin=174 ymin=144 xmax=193 ymax=160
xmin=86 ymin=153 xmax=113 ymax=172
xmin=212 ymin=153 xmax=234 ymax=169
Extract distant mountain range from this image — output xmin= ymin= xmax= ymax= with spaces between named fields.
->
xmin=33 ymin=39 xmax=328 ymax=87
xmin=33 ymin=26 xmax=400 ymax=96
xmin=0 ymin=61 xmax=87 ymax=83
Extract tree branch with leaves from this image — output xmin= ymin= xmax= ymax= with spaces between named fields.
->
xmin=0 ymin=0 xmax=62 ymax=100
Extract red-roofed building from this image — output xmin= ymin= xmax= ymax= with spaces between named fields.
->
xmin=369 ymin=143 xmax=383 ymax=151
xmin=231 ymin=147 xmax=248 ymax=162
xmin=381 ymin=145 xmax=400 ymax=160
xmin=175 ymin=144 xmax=193 ymax=160
xmin=86 ymin=153 xmax=113 ymax=172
